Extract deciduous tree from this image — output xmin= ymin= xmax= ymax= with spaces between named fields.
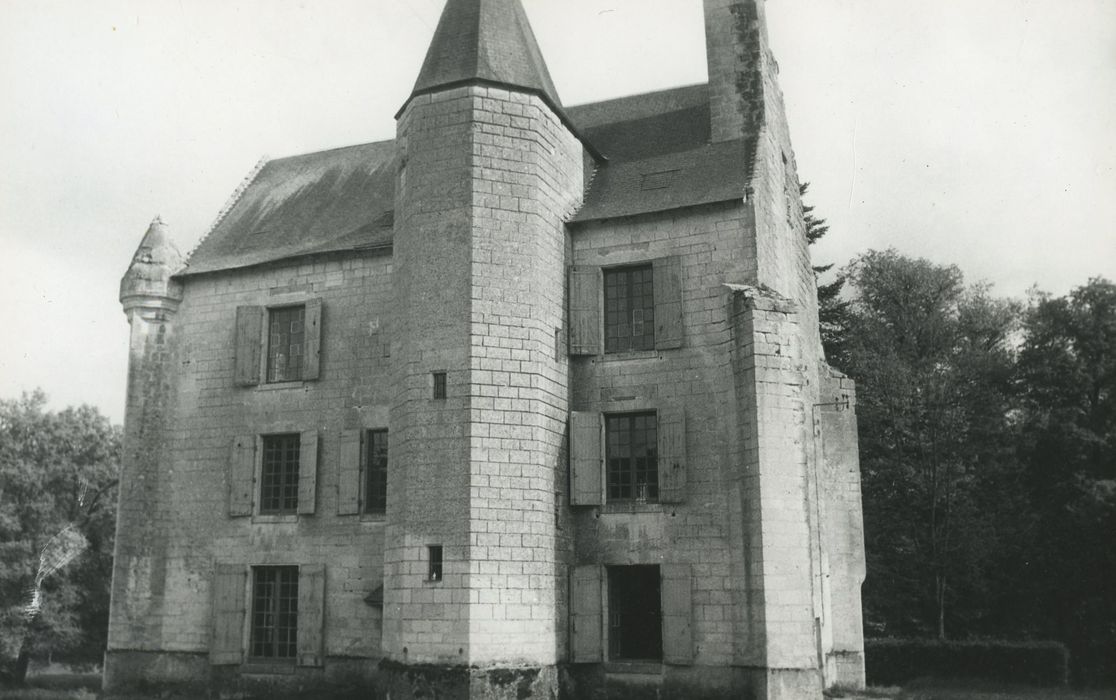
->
xmin=0 ymin=391 xmax=120 ymax=682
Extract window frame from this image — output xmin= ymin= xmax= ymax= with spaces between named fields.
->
xmin=603 ymin=263 xmax=656 ymax=354
xmin=266 ymin=304 xmax=307 ymax=383
xmin=258 ymin=433 xmax=301 ymax=515
xmin=362 ymin=429 xmax=389 ymax=516
xmin=249 ymin=565 xmax=299 ymax=663
xmin=605 ymin=411 xmax=659 ymax=503
xmin=427 ymin=545 xmax=444 ymax=583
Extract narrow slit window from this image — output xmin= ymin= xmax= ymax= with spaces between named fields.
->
xmin=432 ymin=372 xmax=447 ymax=400
xmin=428 ymin=545 xmax=443 ymax=582
xmin=250 ymin=566 xmax=299 ymax=660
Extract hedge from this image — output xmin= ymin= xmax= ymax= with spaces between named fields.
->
xmin=865 ymin=638 xmax=1069 ymax=687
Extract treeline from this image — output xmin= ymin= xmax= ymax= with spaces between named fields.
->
xmin=0 ymin=391 xmax=120 ymax=682
xmin=817 ymin=243 xmax=1114 ymax=682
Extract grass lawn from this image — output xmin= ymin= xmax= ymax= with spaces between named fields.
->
xmin=837 ymin=679 xmax=1116 ymax=700
xmin=0 ymin=673 xmax=99 ymax=700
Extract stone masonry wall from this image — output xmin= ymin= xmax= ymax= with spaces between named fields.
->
xmin=569 ymin=203 xmax=754 ymax=669
xmin=391 ymin=83 xmax=583 ymax=671
xmin=388 ymin=85 xmax=476 ymax=665
xmin=465 ymin=85 xmax=583 ymax=665
xmin=109 ymin=252 xmax=395 ymax=667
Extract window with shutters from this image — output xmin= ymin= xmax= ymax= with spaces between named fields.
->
xmin=364 ymin=429 xmax=389 ymax=515
xmin=604 ymin=265 xmax=655 ymax=353
xmin=250 ymin=566 xmax=298 ymax=661
xmin=606 ymin=412 xmax=658 ymax=502
xmin=607 ymin=565 xmax=662 ymax=661
xmin=260 ymin=434 xmax=300 ymax=514
xmin=267 ymin=306 xmax=305 ymax=382
xmin=236 ymin=300 xmax=322 ymax=386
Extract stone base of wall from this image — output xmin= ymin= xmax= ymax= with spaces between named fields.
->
xmin=103 ymin=654 xmax=828 ymax=699
xmin=102 ymin=650 xmax=209 ymax=698
xmin=561 ymin=664 xmax=822 ymax=700
xmin=102 ymin=652 xmax=559 ymax=699
xmin=739 ymin=666 xmax=824 ymax=700
xmin=379 ymin=661 xmax=558 ymax=700
xmin=826 ymin=650 xmax=866 ymax=690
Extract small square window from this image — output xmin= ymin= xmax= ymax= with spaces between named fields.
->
xmin=604 ymin=265 xmax=655 ymax=353
xmin=432 ymin=372 xmax=447 ymax=400
xmin=364 ymin=429 xmax=389 ymax=515
xmin=250 ymin=566 xmax=298 ymax=660
xmin=268 ymin=306 xmax=306 ymax=382
xmin=606 ymin=412 xmax=658 ymax=502
xmin=260 ymin=434 xmax=300 ymax=514
xmin=427 ymin=545 xmax=443 ymax=582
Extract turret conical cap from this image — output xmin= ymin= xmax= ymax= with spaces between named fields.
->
xmin=409 ymin=0 xmax=562 ymax=108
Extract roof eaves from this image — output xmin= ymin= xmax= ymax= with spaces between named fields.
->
xmin=396 ymin=78 xmax=607 ymax=164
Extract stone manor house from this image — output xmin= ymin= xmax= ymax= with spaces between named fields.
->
xmin=107 ymin=0 xmax=865 ymax=698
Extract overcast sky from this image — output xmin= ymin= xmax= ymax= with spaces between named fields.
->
xmin=1 ymin=0 xmax=1113 ymax=423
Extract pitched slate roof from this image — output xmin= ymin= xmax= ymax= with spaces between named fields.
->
xmin=183 ymin=141 xmax=396 ymax=276
xmin=181 ymin=86 xmax=752 ymax=275
xmin=566 ymin=84 xmax=751 ymax=223
xmin=408 ymin=0 xmax=562 ymax=109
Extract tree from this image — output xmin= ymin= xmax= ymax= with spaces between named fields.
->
xmin=1016 ymin=278 xmax=1116 ymax=682
xmin=0 ymin=391 xmax=120 ymax=682
xmin=800 ymin=182 xmax=851 ymax=362
xmin=839 ymin=250 xmax=1022 ymax=640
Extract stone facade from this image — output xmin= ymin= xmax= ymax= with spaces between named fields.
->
xmin=105 ymin=1 xmax=865 ymax=698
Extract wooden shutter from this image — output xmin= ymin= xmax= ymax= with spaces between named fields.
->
xmin=337 ymin=429 xmax=363 ymax=516
xmin=568 ymin=266 xmax=601 ymax=356
xmin=298 ymin=430 xmax=318 ymax=515
xmin=661 ymin=564 xmax=694 ymax=664
xmin=228 ymin=435 xmax=255 ymax=517
xmin=658 ymin=408 xmax=687 ymax=504
xmin=653 ymin=256 xmax=684 ymax=350
xmin=570 ymin=565 xmax=603 ymax=662
xmin=570 ymin=412 xmax=602 ymax=506
xmin=210 ymin=564 xmax=246 ymax=665
xmin=297 ymin=564 xmax=326 ymax=667
xmin=303 ymin=298 xmax=323 ymax=380
xmin=235 ymin=306 xmax=263 ymax=386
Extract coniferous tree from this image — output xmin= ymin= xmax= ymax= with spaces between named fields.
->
xmin=801 ymin=182 xmax=851 ymax=363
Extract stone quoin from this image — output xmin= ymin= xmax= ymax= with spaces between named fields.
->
xmin=105 ymin=1 xmax=866 ymax=698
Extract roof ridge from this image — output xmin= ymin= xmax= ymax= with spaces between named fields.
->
xmin=181 ymin=156 xmax=269 ymax=272
xmin=265 ymin=138 xmax=396 ymax=164
xmin=567 ymin=82 xmax=708 ymax=110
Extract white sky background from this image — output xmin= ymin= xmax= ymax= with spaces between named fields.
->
xmin=1 ymin=0 xmax=1113 ymax=423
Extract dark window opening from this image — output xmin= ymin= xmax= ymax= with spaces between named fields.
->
xmin=364 ymin=429 xmax=388 ymax=514
xmin=608 ymin=565 xmax=662 ymax=661
xmin=260 ymin=434 xmax=300 ymax=514
xmin=250 ymin=566 xmax=298 ymax=660
xmin=432 ymin=372 xmax=447 ymax=400
xmin=604 ymin=265 xmax=655 ymax=353
xmin=606 ymin=412 xmax=658 ymax=502
xmin=267 ymin=306 xmax=305 ymax=382
xmin=428 ymin=545 xmax=443 ymax=582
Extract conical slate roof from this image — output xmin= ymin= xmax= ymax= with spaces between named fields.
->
xmin=409 ymin=0 xmax=562 ymax=108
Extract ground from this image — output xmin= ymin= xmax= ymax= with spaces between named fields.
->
xmin=2 ymin=672 xmax=1113 ymax=700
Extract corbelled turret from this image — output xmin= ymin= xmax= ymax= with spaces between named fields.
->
xmin=120 ymin=216 xmax=184 ymax=313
